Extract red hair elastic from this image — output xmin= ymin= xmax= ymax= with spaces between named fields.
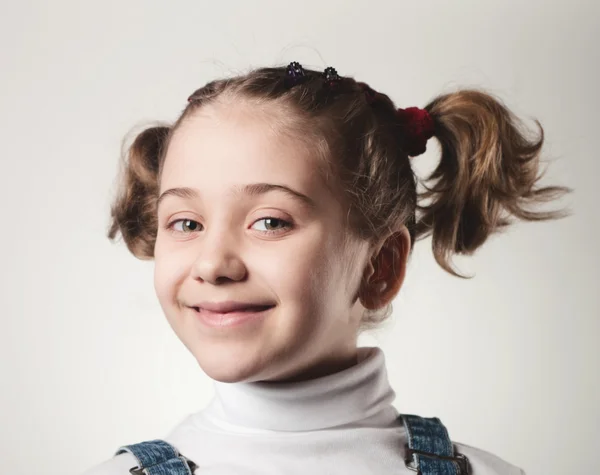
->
xmin=395 ymin=106 xmax=435 ymax=157
xmin=357 ymin=82 xmax=434 ymax=157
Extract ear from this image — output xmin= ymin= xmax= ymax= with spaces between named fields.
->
xmin=358 ymin=226 xmax=411 ymax=310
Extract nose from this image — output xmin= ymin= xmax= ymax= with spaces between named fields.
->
xmin=190 ymin=226 xmax=247 ymax=284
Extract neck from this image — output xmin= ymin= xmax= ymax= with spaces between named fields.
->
xmin=261 ymin=349 xmax=360 ymax=384
xmin=202 ymin=346 xmax=397 ymax=432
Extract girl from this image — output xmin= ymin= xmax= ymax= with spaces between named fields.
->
xmin=84 ymin=62 xmax=568 ymax=475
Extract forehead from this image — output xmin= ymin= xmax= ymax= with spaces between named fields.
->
xmin=160 ymin=102 xmax=328 ymax=195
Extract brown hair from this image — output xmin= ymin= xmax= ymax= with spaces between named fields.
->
xmin=107 ymin=65 xmax=569 ymax=330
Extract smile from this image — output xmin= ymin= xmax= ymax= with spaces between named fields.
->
xmin=191 ymin=305 xmax=275 ymax=328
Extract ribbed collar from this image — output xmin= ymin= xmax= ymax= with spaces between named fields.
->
xmin=201 ymin=346 xmax=396 ymax=432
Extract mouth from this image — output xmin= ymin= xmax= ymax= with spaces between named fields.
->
xmin=191 ymin=305 xmax=275 ymax=328
xmin=192 ymin=304 xmax=273 ymax=313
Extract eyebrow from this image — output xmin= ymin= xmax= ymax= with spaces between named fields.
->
xmin=156 ymin=183 xmax=317 ymax=211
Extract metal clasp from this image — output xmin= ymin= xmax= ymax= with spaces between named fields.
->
xmin=129 ymin=455 xmax=198 ymax=475
xmin=183 ymin=455 xmax=198 ymax=474
xmin=405 ymin=447 xmax=471 ymax=475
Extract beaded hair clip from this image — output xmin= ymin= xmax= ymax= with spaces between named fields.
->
xmin=322 ymin=66 xmax=342 ymax=91
xmin=284 ymin=61 xmax=307 ymax=88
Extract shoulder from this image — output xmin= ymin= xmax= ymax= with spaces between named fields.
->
xmin=78 ymin=451 xmax=138 ymax=475
xmin=453 ymin=441 xmax=526 ymax=475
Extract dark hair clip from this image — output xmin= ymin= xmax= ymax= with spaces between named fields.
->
xmin=322 ymin=66 xmax=342 ymax=90
xmin=285 ymin=61 xmax=307 ymax=88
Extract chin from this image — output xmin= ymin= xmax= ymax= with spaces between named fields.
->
xmin=201 ymin=365 xmax=264 ymax=384
xmin=193 ymin=347 xmax=265 ymax=384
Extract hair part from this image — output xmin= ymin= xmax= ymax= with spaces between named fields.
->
xmin=107 ymin=65 xmax=570 ymax=331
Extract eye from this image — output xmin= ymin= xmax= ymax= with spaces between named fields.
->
xmin=165 ymin=218 xmax=201 ymax=234
xmin=251 ymin=217 xmax=293 ymax=234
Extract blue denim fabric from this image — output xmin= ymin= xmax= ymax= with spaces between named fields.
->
xmin=400 ymin=414 xmax=470 ymax=474
xmin=114 ymin=439 xmax=197 ymax=475
xmin=115 ymin=414 xmax=470 ymax=474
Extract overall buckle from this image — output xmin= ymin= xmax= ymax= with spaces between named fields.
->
xmin=405 ymin=447 xmax=471 ymax=475
xmin=129 ymin=454 xmax=198 ymax=474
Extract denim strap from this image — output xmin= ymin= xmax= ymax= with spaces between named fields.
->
xmin=399 ymin=414 xmax=470 ymax=475
xmin=115 ymin=439 xmax=197 ymax=475
xmin=114 ymin=415 xmax=469 ymax=474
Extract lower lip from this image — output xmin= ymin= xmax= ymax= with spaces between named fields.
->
xmin=192 ymin=306 xmax=273 ymax=328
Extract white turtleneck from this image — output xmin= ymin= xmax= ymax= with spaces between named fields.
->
xmin=82 ymin=347 xmax=524 ymax=475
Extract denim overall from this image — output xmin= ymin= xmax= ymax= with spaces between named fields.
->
xmin=115 ymin=413 xmax=471 ymax=475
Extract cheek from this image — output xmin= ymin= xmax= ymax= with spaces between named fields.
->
xmin=153 ymin=250 xmax=188 ymax=302
xmin=264 ymin=236 xmax=343 ymax=303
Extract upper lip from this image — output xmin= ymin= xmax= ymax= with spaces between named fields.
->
xmin=190 ymin=301 xmax=275 ymax=313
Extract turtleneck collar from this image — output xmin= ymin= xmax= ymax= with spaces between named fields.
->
xmin=201 ymin=346 xmax=397 ymax=432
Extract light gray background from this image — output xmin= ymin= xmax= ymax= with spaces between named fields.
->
xmin=0 ymin=1 xmax=597 ymax=474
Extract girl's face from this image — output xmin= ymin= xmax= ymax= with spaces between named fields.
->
xmin=154 ymin=101 xmax=372 ymax=383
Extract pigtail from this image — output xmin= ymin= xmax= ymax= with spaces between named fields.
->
xmin=414 ymin=89 xmax=570 ymax=277
xmin=107 ymin=125 xmax=170 ymax=259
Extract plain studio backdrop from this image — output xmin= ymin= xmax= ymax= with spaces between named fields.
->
xmin=0 ymin=1 xmax=597 ymax=474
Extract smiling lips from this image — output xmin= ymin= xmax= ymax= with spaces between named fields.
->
xmin=190 ymin=300 xmax=275 ymax=313
xmin=190 ymin=301 xmax=275 ymax=328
